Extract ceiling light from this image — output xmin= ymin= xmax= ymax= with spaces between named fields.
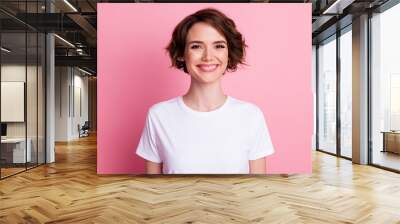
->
xmin=1 ymin=47 xmax=11 ymax=53
xmin=322 ymin=0 xmax=354 ymax=15
xmin=78 ymin=67 xmax=93 ymax=76
xmin=63 ymin=0 xmax=78 ymax=12
xmin=54 ymin=34 xmax=75 ymax=48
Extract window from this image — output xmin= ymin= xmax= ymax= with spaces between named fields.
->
xmin=371 ymin=2 xmax=400 ymax=171
xmin=317 ymin=35 xmax=337 ymax=154
xmin=339 ymin=27 xmax=352 ymax=158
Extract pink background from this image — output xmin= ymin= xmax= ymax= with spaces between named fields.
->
xmin=97 ymin=3 xmax=312 ymax=174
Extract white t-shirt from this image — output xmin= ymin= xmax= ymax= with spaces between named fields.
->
xmin=136 ymin=96 xmax=274 ymax=174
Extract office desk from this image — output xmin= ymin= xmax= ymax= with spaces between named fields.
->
xmin=1 ymin=138 xmax=32 ymax=163
xmin=381 ymin=131 xmax=400 ymax=154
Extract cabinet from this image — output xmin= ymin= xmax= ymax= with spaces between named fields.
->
xmin=382 ymin=132 xmax=400 ymax=154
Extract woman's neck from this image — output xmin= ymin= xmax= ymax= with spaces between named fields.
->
xmin=183 ymin=79 xmax=227 ymax=112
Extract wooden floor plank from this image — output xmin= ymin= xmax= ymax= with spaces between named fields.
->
xmin=0 ymin=134 xmax=400 ymax=223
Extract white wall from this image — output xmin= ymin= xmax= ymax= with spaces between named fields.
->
xmin=55 ymin=67 xmax=89 ymax=141
xmin=1 ymin=65 xmax=41 ymax=137
xmin=1 ymin=66 xmax=26 ymax=130
xmin=55 ymin=66 xmax=70 ymax=141
xmin=73 ymin=73 xmax=89 ymax=137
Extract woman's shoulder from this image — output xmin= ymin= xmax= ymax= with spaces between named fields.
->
xmin=148 ymin=97 xmax=180 ymax=115
xmin=228 ymin=97 xmax=266 ymax=125
xmin=228 ymin=96 xmax=263 ymax=114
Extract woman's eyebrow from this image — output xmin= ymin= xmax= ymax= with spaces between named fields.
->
xmin=187 ymin=41 xmax=203 ymax=44
xmin=214 ymin=40 xmax=227 ymax=44
xmin=187 ymin=40 xmax=227 ymax=44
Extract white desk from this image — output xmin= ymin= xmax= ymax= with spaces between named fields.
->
xmin=1 ymin=138 xmax=31 ymax=163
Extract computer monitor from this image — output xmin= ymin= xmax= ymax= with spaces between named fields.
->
xmin=1 ymin=123 xmax=7 ymax=137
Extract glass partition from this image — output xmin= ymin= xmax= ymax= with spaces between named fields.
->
xmin=317 ymin=35 xmax=337 ymax=154
xmin=371 ymin=3 xmax=400 ymax=171
xmin=1 ymin=30 xmax=28 ymax=177
xmin=339 ymin=27 xmax=352 ymax=158
xmin=0 ymin=1 xmax=46 ymax=179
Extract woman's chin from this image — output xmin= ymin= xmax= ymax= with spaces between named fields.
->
xmin=190 ymin=71 xmax=224 ymax=83
xmin=191 ymin=75 xmax=222 ymax=84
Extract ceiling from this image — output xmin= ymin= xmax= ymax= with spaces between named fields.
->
xmin=0 ymin=0 xmax=393 ymax=75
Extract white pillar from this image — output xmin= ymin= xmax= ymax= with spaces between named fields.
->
xmin=46 ymin=1 xmax=55 ymax=163
xmin=352 ymin=14 xmax=369 ymax=164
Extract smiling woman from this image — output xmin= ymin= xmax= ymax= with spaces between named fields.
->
xmin=182 ymin=22 xmax=229 ymax=84
xmin=135 ymin=8 xmax=275 ymax=174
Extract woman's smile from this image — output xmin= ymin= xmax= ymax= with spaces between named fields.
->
xmin=197 ymin=64 xmax=219 ymax=72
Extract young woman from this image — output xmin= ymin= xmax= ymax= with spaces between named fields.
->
xmin=136 ymin=8 xmax=274 ymax=174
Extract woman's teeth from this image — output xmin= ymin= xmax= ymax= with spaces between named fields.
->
xmin=198 ymin=64 xmax=218 ymax=72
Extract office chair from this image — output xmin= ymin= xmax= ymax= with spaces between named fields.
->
xmin=79 ymin=121 xmax=90 ymax=138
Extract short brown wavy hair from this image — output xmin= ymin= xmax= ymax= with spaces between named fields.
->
xmin=166 ymin=8 xmax=247 ymax=73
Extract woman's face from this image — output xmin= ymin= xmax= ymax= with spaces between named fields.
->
xmin=183 ymin=22 xmax=228 ymax=84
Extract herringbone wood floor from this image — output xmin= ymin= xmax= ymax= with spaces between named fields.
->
xmin=1 ymin=134 xmax=400 ymax=224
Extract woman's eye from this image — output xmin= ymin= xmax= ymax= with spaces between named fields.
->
xmin=190 ymin=45 xmax=201 ymax=49
xmin=216 ymin=44 xmax=226 ymax=49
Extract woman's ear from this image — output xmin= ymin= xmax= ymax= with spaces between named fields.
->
xmin=177 ymin=57 xmax=184 ymax=62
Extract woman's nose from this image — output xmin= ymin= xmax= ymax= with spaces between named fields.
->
xmin=201 ymin=47 xmax=213 ymax=61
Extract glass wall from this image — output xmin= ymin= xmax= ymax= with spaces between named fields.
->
xmin=317 ymin=35 xmax=337 ymax=154
xmin=339 ymin=27 xmax=352 ymax=158
xmin=1 ymin=32 xmax=28 ymax=178
xmin=0 ymin=1 xmax=46 ymax=179
xmin=371 ymin=3 xmax=400 ymax=171
xmin=315 ymin=1 xmax=400 ymax=171
xmin=316 ymin=23 xmax=354 ymax=160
